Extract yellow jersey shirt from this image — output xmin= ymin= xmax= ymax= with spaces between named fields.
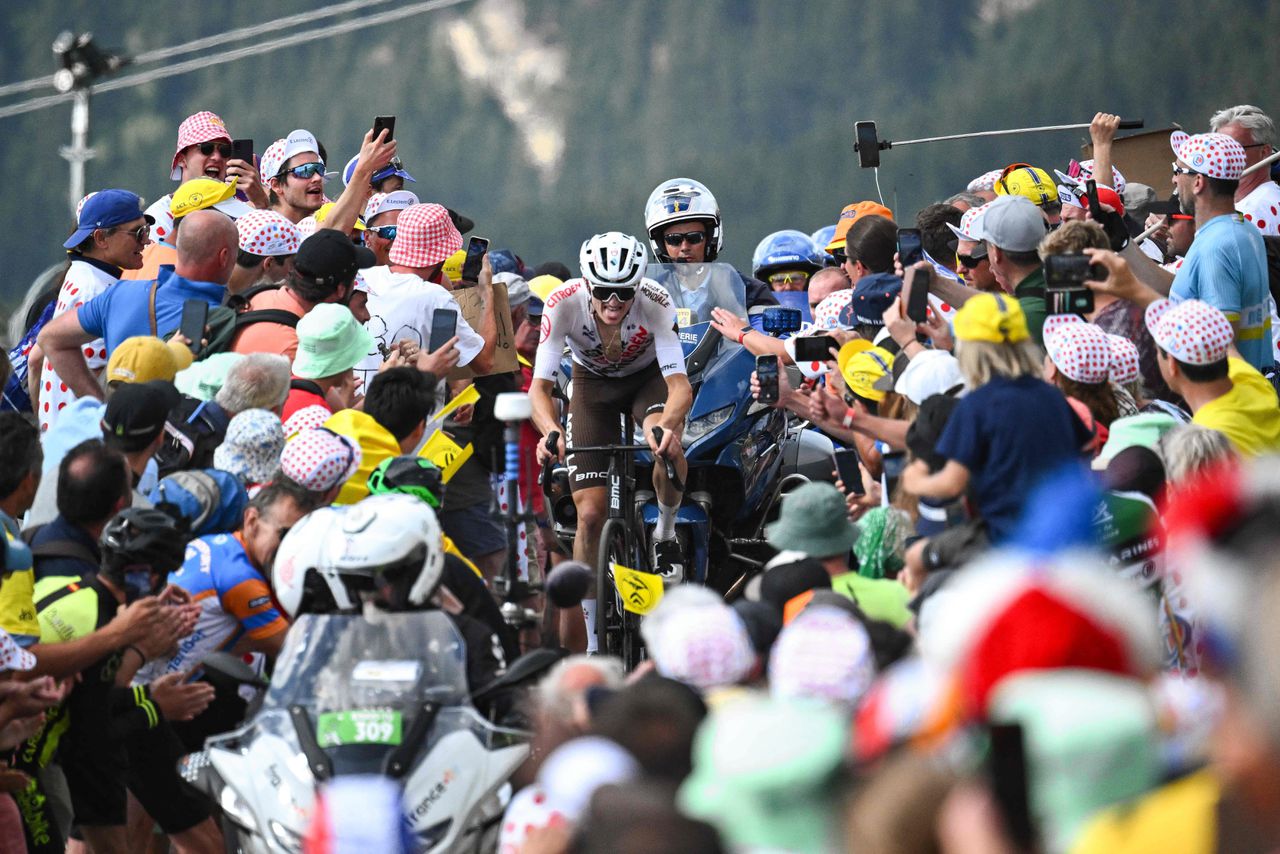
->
xmin=1193 ymin=358 xmax=1280 ymax=456
xmin=0 ymin=517 xmax=39 ymax=647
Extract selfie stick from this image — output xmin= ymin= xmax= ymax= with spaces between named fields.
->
xmin=854 ymin=119 xmax=1143 ymax=168
xmin=1241 ymin=148 xmax=1280 ymax=178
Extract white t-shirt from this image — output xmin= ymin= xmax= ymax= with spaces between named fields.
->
xmin=38 ymin=258 xmax=120 ymax=433
xmin=533 ymin=277 xmax=685 ymax=381
xmin=355 ymin=265 xmax=486 ymax=387
xmin=1236 ymin=181 xmax=1280 ymax=363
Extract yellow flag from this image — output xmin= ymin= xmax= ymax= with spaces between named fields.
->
xmin=419 ymin=430 xmax=474 ymax=483
xmin=434 ymin=384 xmax=480 ymax=422
xmin=611 ymin=563 xmax=664 ymax=615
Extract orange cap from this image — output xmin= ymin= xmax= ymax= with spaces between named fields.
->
xmin=826 ymin=201 xmax=895 ymax=252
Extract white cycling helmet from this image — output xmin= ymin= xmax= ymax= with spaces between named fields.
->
xmin=272 ymin=495 xmax=446 ymax=618
xmin=579 ymin=232 xmax=647 ymax=289
xmin=643 ymin=177 xmax=723 ymax=262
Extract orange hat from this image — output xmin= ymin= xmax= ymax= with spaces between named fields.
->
xmin=826 ymin=201 xmax=894 ymax=252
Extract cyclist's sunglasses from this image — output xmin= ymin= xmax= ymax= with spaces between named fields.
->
xmin=197 ymin=141 xmax=233 ymax=158
xmin=280 ymin=161 xmax=326 ymax=180
xmin=663 ymin=231 xmax=706 ymax=247
xmin=590 ymin=285 xmax=635 ymax=304
xmin=369 ymin=225 xmax=397 ymax=241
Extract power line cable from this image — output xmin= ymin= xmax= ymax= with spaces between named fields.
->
xmin=0 ymin=0 xmax=467 ymax=118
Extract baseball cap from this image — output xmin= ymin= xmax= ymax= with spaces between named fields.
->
xmin=527 ymin=274 xmax=563 ymax=316
xmin=841 ymin=275 xmax=902 ymax=327
xmin=213 ymin=409 xmax=285 ymax=485
xmin=495 ymin=272 xmax=530 ymax=307
xmin=388 ymin=204 xmax=463 ymax=268
xmin=237 ymin=209 xmax=301 ymax=257
xmin=293 ymin=304 xmax=375 ymax=380
xmin=945 ymin=202 xmax=990 ymax=242
xmin=953 ymin=292 xmax=1029 ymax=344
xmin=170 ymin=177 xmax=252 ymax=220
xmin=363 ymin=190 xmax=420 ymax=222
xmin=895 ymin=349 xmax=965 ymax=404
xmin=105 ymin=336 xmax=193 ymax=385
xmin=294 ymin=230 xmax=376 ymax=288
xmin=1043 ymin=315 xmax=1115 ymax=384
xmin=1170 ymin=131 xmax=1247 ymax=180
xmin=441 ymin=248 xmax=466 ymax=283
xmin=837 ymin=340 xmax=896 ymax=403
xmin=260 ymin=129 xmax=322 ymax=182
xmin=967 ymin=168 xmax=1004 ymax=193
xmin=826 ymin=201 xmax=894 ymax=252
xmin=993 ymin=163 xmax=1059 ymax=208
xmin=281 ymin=428 xmax=362 ymax=492
xmin=63 ymin=189 xmax=153 ymax=249
xmin=101 ymin=380 xmax=181 ymax=452
xmin=1078 ymin=184 xmax=1126 ymax=218
xmin=1145 ymin=298 xmax=1234 ymax=365
xmin=974 ymin=194 xmax=1048 ymax=253
xmin=769 ymin=605 xmax=876 ymax=706
xmin=169 ymin=111 xmax=231 ymax=181
xmin=1061 ymin=159 xmax=1128 ymax=194
xmin=283 ymin=404 xmax=333 ymax=439
xmin=1109 ymin=336 xmax=1141 ymax=385
xmin=342 ymin=154 xmax=416 ymax=188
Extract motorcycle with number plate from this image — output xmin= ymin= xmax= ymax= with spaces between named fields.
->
xmin=178 ymin=612 xmax=529 ymax=853
xmin=549 ymin=263 xmax=789 ymax=590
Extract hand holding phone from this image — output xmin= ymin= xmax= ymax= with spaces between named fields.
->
xmin=372 ymin=115 xmax=396 ymax=142
xmin=461 ymin=236 xmax=489 ymax=283
xmin=179 ymin=299 xmax=208 ymax=355
xmin=231 ymin=139 xmax=254 ymax=164
xmin=906 ymin=266 xmax=931 ymax=323
xmin=793 ymin=335 xmax=838 ymax=363
xmin=755 ymin=355 xmax=780 ymax=404
xmin=833 ymin=448 xmax=865 ymax=496
xmin=428 ymin=309 xmax=459 ymax=354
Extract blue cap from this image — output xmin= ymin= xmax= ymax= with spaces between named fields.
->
xmin=488 ymin=248 xmax=521 ymax=276
xmin=64 ymin=189 xmax=152 ymax=250
xmin=342 ymin=154 xmax=416 ymax=188
xmin=839 ymin=273 xmax=903 ymax=327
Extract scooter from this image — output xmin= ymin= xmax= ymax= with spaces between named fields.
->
xmin=179 ymin=611 xmax=552 ymax=853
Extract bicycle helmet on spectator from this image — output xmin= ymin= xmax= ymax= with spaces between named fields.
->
xmin=752 ymin=230 xmax=825 ymax=280
xmin=579 ymin=232 xmax=647 ymax=289
xmin=100 ymin=508 xmax=189 ymax=601
xmin=366 ymin=456 xmax=445 ymax=509
xmin=644 ymin=178 xmax=723 ymax=262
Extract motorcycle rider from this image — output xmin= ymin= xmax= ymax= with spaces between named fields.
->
xmin=752 ymin=230 xmax=826 ymax=293
xmin=643 ymin=177 xmax=779 ymax=316
xmin=529 ymin=232 xmax=691 ymax=653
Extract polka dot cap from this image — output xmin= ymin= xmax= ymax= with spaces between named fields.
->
xmin=1043 ymin=315 xmax=1115 ymax=384
xmin=967 ymin=169 xmax=1004 ymax=193
xmin=236 ymin=209 xmax=301 ymax=257
xmin=1170 ymin=131 xmax=1248 ymax=181
xmin=388 ymin=204 xmax=462 ymax=268
xmin=296 ymin=215 xmax=318 ymax=239
xmin=1068 ymin=159 xmax=1127 ymax=194
xmin=812 ymin=288 xmax=855 ymax=329
xmin=259 ymin=138 xmax=288 ymax=183
xmin=170 ymin=111 xmax=231 ymax=180
xmin=281 ymin=428 xmax=362 ymax=492
xmin=283 ymin=404 xmax=332 ymax=439
xmin=650 ymin=603 xmax=755 ymax=690
xmin=1108 ymin=335 xmax=1141 ymax=385
xmin=769 ymin=605 xmax=876 ymax=706
xmin=946 ymin=202 xmax=990 ymax=242
xmin=1145 ymin=298 xmax=1234 ymax=366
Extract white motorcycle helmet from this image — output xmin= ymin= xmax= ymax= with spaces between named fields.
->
xmin=273 ymin=495 xmax=446 ymax=618
xmin=643 ymin=177 xmax=723 ymax=262
xmin=579 ymin=232 xmax=647 ymax=289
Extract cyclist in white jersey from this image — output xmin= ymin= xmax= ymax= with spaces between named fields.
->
xmin=530 ymin=232 xmax=691 ymax=652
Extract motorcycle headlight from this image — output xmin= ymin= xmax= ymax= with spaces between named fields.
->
xmin=684 ymin=404 xmax=734 ymax=443
xmin=219 ymin=785 xmax=259 ymax=833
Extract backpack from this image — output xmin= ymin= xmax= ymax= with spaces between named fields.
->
xmin=155 ymin=397 xmax=232 ymax=479
xmin=21 ymin=525 xmax=99 ymax=572
xmin=148 ymin=281 xmax=300 ymax=358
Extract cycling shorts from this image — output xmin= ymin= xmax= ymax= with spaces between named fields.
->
xmin=565 ymin=361 xmax=667 ymax=493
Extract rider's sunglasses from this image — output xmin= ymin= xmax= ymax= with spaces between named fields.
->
xmin=369 ymin=225 xmax=397 ymax=241
xmin=281 ymin=161 xmax=326 ymax=180
xmin=767 ymin=270 xmax=810 ymax=289
xmin=590 ymin=285 xmax=635 ymax=304
xmin=197 ymin=141 xmax=233 ymax=158
xmin=663 ymin=231 xmax=706 ymax=247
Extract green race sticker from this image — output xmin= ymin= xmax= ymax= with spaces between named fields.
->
xmin=315 ymin=709 xmax=403 ymax=747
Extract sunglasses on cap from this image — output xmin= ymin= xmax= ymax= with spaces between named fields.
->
xmin=281 ymin=161 xmax=326 ymax=180
xmin=590 ymin=285 xmax=635 ymax=304
xmin=663 ymin=231 xmax=706 ymax=247
xmin=197 ymin=141 xmax=233 ymax=158
xmin=369 ymin=225 xmax=397 ymax=241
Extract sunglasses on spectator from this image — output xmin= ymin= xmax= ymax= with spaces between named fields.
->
xmin=197 ymin=141 xmax=233 ymax=158
xmin=369 ymin=225 xmax=397 ymax=241
xmin=663 ymin=231 xmax=706 ymax=247
xmin=281 ymin=162 xmax=326 ymax=180
xmin=590 ymin=285 xmax=635 ymax=304
xmin=956 ymin=249 xmax=988 ymax=268
xmin=107 ymin=223 xmax=150 ymax=243
xmin=767 ymin=270 xmax=810 ymax=288
xmin=1171 ymin=162 xmax=1198 ymax=177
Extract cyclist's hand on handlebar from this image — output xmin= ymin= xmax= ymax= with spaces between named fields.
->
xmin=650 ymin=424 xmax=680 ymax=458
xmin=537 ymin=432 xmax=565 ymax=465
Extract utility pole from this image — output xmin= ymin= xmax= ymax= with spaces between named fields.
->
xmin=51 ymin=32 xmax=129 ymax=218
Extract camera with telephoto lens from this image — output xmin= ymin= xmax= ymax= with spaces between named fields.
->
xmin=1043 ymin=253 xmax=1105 ymax=315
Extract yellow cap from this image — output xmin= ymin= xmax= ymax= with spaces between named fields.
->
xmin=953 ymin=293 xmax=1029 ymax=344
xmin=171 ymin=177 xmax=240 ymax=219
xmin=838 ymin=342 xmax=895 ymax=403
xmin=314 ymin=201 xmax=366 ymax=231
xmin=441 ymin=248 xmax=466 ymax=283
xmin=527 ymin=274 xmax=564 ymax=303
xmin=826 ymin=201 xmax=895 ymax=253
xmin=106 ymin=335 xmax=193 ymax=384
xmin=993 ymin=163 xmax=1058 ymax=207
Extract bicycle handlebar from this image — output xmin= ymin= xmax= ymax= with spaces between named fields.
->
xmin=539 ymin=428 xmax=685 ymax=494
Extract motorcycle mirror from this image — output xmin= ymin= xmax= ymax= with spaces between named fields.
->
xmin=201 ymin=651 xmax=269 ymax=688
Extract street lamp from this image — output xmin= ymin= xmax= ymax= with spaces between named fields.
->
xmin=52 ymin=31 xmax=129 ymax=217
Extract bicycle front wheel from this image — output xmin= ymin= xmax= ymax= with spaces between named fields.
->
xmin=596 ymin=518 xmax=644 ymax=668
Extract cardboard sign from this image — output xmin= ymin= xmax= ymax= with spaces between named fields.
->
xmin=447 ymin=280 xmax=518 ymax=381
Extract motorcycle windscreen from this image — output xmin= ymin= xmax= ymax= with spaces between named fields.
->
xmin=647 ymin=262 xmax=747 ymax=328
xmin=264 ymin=612 xmax=470 ymax=774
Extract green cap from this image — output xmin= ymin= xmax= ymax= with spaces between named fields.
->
xmin=1094 ymin=412 xmax=1178 ymax=469
xmin=678 ymin=695 xmax=846 ymax=854
xmin=174 ymin=352 xmax=246 ymax=401
xmin=765 ymin=481 xmax=859 ymax=559
xmin=292 ymin=304 xmax=374 ymax=380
